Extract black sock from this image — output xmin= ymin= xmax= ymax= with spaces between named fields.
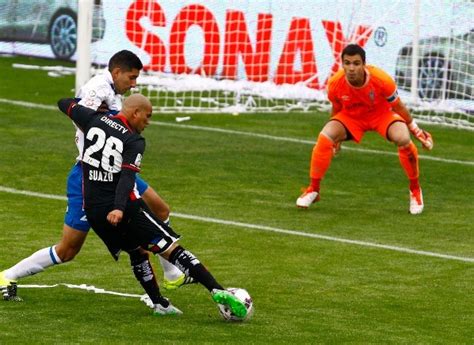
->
xmin=129 ymin=249 xmax=168 ymax=306
xmin=168 ymin=246 xmax=223 ymax=292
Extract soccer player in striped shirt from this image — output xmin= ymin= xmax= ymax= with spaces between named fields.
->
xmin=297 ymin=44 xmax=433 ymax=214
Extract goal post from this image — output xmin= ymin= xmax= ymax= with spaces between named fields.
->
xmin=75 ymin=0 xmax=94 ymax=93
xmin=410 ymin=0 xmax=420 ymax=102
xmin=75 ymin=0 xmax=473 ymax=130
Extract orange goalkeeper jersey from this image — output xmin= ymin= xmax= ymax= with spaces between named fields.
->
xmin=327 ymin=65 xmax=400 ymax=118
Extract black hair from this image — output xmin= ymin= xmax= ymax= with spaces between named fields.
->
xmin=341 ymin=44 xmax=366 ymax=64
xmin=108 ymin=50 xmax=143 ymax=72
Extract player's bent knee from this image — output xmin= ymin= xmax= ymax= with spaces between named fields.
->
xmin=155 ymin=205 xmax=170 ymax=221
xmin=56 ymin=225 xmax=88 ymax=262
xmin=156 ymin=242 xmax=179 ymax=260
xmin=55 ymin=237 xmax=83 ymax=261
xmin=55 ymin=245 xmax=81 ymax=262
xmin=322 ymin=121 xmax=347 ymax=143
xmin=390 ymin=132 xmax=411 ymax=147
xmin=141 ymin=188 xmax=170 ymax=221
xmin=387 ymin=121 xmax=410 ymax=145
xmin=128 ymin=247 xmax=149 ymax=264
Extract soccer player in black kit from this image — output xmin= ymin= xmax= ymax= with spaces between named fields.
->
xmin=57 ymin=94 xmax=247 ymax=318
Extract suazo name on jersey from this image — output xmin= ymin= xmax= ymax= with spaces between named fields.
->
xmin=89 ymin=170 xmax=113 ymax=182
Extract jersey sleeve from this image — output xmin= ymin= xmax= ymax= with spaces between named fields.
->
xmin=327 ymin=83 xmax=335 ymax=104
xmin=78 ymin=82 xmax=111 ymax=111
xmin=113 ymin=136 xmax=145 ymax=211
xmin=122 ymin=136 xmax=145 ymax=173
xmin=373 ymin=67 xmax=400 ymax=104
xmin=77 ymin=75 xmax=122 ymax=112
xmin=57 ymin=98 xmax=98 ymax=131
xmin=326 ymin=70 xmax=343 ymax=106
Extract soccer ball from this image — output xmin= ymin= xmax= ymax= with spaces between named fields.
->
xmin=217 ymin=288 xmax=254 ymax=322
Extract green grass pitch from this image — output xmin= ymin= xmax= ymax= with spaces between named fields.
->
xmin=0 ymin=56 xmax=473 ymax=344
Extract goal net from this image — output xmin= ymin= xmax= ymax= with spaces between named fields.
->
xmin=78 ymin=0 xmax=473 ymax=129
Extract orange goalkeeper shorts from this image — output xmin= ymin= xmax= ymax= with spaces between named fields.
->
xmin=331 ymin=110 xmax=405 ymax=143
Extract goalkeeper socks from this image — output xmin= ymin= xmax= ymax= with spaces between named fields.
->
xmin=409 ymin=179 xmax=420 ymax=192
xmin=398 ymin=141 xmax=419 ymax=181
xmin=310 ymin=133 xmax=335 ymax=180
xmin=310 ymin=178 xmax=321 ymax=192
xmin=129 ymin=249 xmax=166 ymax=306
xmin=168 ymin=246 xmax=223 ymax=292
xmin=3 ymin=246 xmax=62 ymax=280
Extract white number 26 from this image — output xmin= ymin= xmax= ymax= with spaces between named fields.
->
xmin=83 ymin=127 xmax=123 ymax=173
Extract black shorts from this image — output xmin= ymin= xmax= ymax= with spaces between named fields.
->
xmin=86 ymin=199 xmax=180 ymax=260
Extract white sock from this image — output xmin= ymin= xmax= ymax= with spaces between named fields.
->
xmin=158 ymin=255 xmax=183 ymax=281
xmin=4 ymin=246 xmax=62 ymax=280
xmin=158 ymin=217 xmax=183 ymax=280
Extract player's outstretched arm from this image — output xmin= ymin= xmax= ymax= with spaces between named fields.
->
xmin=57 ymin=98 xmax=77 ymax=115
xmin=57 ymin=98 xmax=98 ymax=130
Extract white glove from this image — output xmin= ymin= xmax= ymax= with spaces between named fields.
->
xmin=408 ymin=120 xmax=433 ymax=150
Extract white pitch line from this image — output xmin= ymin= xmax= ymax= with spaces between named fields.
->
xmin=19 ymin=283 xmax=154 ymax=306
xmin=0 ymin=186 xmax=67 ymax=201
xmin=19 ymin=283 xmax=144 ymax=299
xmin=0 ymin=98 xmax=472 ymax=167
xmin=0 ymin=98 xmax=56 ymax=110
xmin=1 ymin=186 xmax=472 ymax=263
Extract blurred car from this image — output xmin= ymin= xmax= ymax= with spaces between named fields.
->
xmin=0 ymin=0 xmax=105 ymax=60
xmin=394 ymin=29 xmax=473 ymax=100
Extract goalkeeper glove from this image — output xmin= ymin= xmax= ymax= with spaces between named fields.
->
xmin=408 ymin=120 xmax=433 ymax=150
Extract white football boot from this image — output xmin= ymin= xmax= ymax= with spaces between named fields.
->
xmin=153 ymin=299 xmax=183 ymax=316
xmin=409 ymin=189 xmax=424 ymax=215
xmin=296 ymin=186 xmax=320 ymax=208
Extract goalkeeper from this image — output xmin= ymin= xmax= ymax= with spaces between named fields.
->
xmin=297 ymin=44 xmax=433 ymax=214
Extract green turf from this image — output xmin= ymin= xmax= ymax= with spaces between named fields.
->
xmin=0 ymin=56 xmax=473 ymax=344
